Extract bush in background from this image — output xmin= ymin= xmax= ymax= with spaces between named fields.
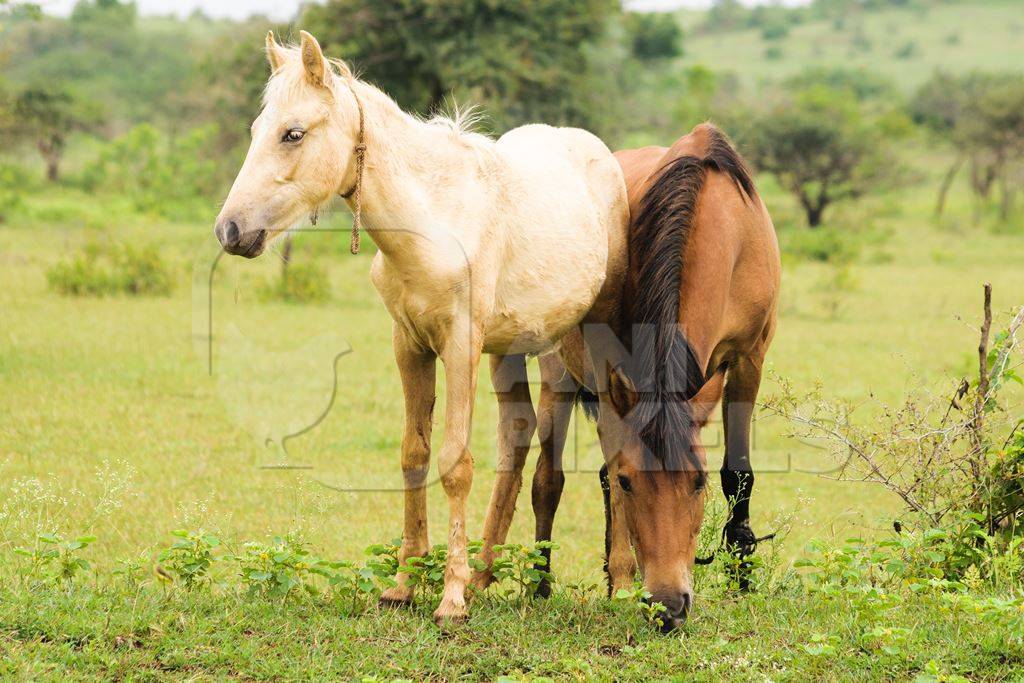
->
xmin=47 ymin=242 xmax=174 ymax=297
xmin=259 ymin=260 xmax=331 ymax=304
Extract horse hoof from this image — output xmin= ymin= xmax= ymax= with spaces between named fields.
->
xmin=378 ymin=587 xmax=413 ymax=608
xmin=432 ymin=600 xmax=468 ymax=626
xmin=536 ymin=579 xmax=552 ymax=599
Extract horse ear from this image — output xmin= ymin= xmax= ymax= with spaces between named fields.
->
xmin=607 ymin=363 xmax=638 ymax=418
xmin=299 ymin=30 xmax=326 ymax=87
xmin=265 ymin=31 xmax=285 ymax=74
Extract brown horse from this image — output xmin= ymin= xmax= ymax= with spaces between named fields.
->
xmin=529 ymin=123 xmax=780 ymax=631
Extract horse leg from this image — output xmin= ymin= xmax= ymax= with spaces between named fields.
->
xmin=602 ymin=456 xmax=638 ymax=595
xmin=531 ymin=353 xmax=577 ymax=598
xmin=380 ymin=326 xmax=436 ymax=606
xmin=721 ymin=355 xmax=764 ymax=589
xmin=472 ymin=353 xmax=537 ymax=590
xmin=433 ymin=330 xmax=483 ymax=624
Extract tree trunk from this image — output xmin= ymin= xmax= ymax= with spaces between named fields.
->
xmin=806 ymin=204 xmax=825 ymax=228
xmin=38 ymin=139 xmax=62 ymax=182
xmin=934 ymin=155 xmax=964 ymax=218
xmin=1000 ymin=171 xmax=1013 ymax=221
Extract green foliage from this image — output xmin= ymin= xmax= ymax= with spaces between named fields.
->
xmin=79 ymin=123 xmax=220 ymax=219
xmin=259 ymin=260 xmax=332 ymax=304
xmin=0 ymin=162 xmax=30 ymax=222
xmin=784 ymin=67 xmax=897 ymax=102
xmin=47 ymin=242 xmax=174 ymax=297
xmin=229 ymin=533 xmax=343 ymax=600
xmin=2 ymin=0 xmax=194 ymax=126
xmin=303 ymin=0 xmax=621 ymax=135
xmin=157 ymin=528 xmax=220 ymax=589
xmin=14 ymin=532 xmax=96 ymax=586
xmin=397 ymin=543 xmax=449 ymax=596
xmin=744 ymin=83 xmax=899 ymax=227
xmin=624 ymin=12 xmax=683 ymax=61
xmin=2 ymin=85 xmax=101 ymax=181
xmin=781 ymin=225 xmax=861 ymax=263
xmin=613 ymin=583 xmax=667 ymax=629
xmin=486 ymin=541 xmax=556 ymax=599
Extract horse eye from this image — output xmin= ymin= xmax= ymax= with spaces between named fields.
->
xmin=617 ymin=475 xmax=633 ymax=494
xmin=283 ymin=129 xmax=305 ymax=143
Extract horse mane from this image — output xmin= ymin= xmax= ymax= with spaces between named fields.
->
xmin=626 ymin=124 xmax=755 ymax=473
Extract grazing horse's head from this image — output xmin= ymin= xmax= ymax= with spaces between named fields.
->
xmin=215 ymin=31 xmax=359 ymax=258
xmin=606 ymin=364 xmax=707 ymax=632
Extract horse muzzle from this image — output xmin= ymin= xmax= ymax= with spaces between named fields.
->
xmin=215 ymin=220 xmax=267 ymax=259
xmin=649 ymin=590 xmax=692 ymax=633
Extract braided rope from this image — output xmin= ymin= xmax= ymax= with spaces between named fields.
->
xmin=340 ymin=79 xmax=366 ymax=255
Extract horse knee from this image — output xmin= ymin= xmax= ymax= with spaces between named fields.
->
xmin=439 ymin=445 xmax=473 ymax=497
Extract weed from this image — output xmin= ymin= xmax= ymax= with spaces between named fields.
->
xmin=14 ymin=532 xmax=96 ymax=587
xmin=157 ymin=529 xmax=220 ymax=589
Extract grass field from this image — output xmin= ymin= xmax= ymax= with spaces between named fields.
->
xmin=678 ymin=0 xmax=1024 ymax=91
xmin=2 ymin=131 xmax=1024 ymax=677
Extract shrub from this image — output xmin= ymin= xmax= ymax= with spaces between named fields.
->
xmin=79 ymin=123 xmax=221 ymax=220
xmin=259 ymin=260 xmax=331 ymax=304
xmin=781 ymin=226 xmax=860 ymax=264
xmin=47 ymin=242 xmax=173 ymax=297
xmin=157 ymin=528 xmax=220 ymax=589
xmin=484 ymin=541 xmax=556 ymax=599
xmin=0 ymin=163 xmax=31 ymax=223
xmin=765 ymin=289 xmax=1024 ymax=548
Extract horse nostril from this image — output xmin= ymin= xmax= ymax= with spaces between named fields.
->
xmin=226 ymin=221 xmax=240 ymax=246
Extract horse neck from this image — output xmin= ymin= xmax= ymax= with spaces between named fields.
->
xmin=348 ymin=82 xmax=486 ymax=267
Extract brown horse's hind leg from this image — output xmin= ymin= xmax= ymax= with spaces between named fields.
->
xmin=472 ymin=353 xmax=537 ymax=591
xmin=721 ymin=354 xmax=764 ymax=587
xmin=530 ymin=353 xmax=578 ymax=598
xmin=380 ymin=326 xmax=436 ymax=607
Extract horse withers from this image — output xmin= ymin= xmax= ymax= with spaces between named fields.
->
xmin=214 ymin=31 xmax=629 ymax=624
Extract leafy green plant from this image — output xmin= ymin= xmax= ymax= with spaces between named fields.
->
xmin=157 ymin=528 xmax=220 ymax=589
xmin=397 ymin=543 xmax=449 ymax=596
xmin=227 ymin=533 xmax=339 ymax=600
xmin=14 ymin=532 xmax=96 ymax=586
xmin=258 ymin=260 xmax=331 ymax=304
xmin=613 ymin=583 xmax=667 ymax=630
xmin=487 ymin=541 xmax=557 ymax=599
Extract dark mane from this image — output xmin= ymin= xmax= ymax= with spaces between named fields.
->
xmin=626 ymin=124 xmax=755 ymax=472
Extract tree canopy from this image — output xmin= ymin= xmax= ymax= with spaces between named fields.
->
xmin=302 ymin=0 xmax=620 ymax=135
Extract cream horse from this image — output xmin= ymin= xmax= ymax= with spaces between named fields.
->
xmin=214 ymin=31 xmax=629 ymax=623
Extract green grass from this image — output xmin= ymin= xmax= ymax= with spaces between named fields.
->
xmin=1 ymin=586 xmax=1017 ymax=681
xmin=678 ymin=1 xmax=1024 ymax=92
xmin=1 ymin=159 xmax=1022 ymax=677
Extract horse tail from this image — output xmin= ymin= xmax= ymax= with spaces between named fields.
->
xmin=628 ymin=124 xmax=755 ymax=471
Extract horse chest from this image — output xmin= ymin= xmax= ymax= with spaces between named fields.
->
xmin=370 ymin=255 xmax=463 ymax=352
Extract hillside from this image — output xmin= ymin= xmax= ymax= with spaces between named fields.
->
xmin=678 ymin=0 xmax=1024 ymax=91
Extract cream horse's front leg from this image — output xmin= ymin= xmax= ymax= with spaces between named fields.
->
xmin=379 ymin=326 xmax=436 ymax=607
xmin=433 ymin=327 xmax=483 ymax=624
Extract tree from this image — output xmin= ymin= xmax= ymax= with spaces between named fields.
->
xmin=302 ymin=0 xmax=619 ymax=135
xmin=624 ymin=12 xmax=683 ymax=61
xmin=745 ymin=86 xmax=895 ymax=228
xmin=7 ymin=87 xmax=98 ymax=181
xmin=912 ymin=72 xmax=1024 ymax=220
xmin=703 ymin=0 xmax=746 ymax=32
